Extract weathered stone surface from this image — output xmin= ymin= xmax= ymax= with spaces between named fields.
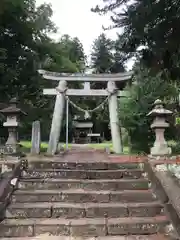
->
xmin=61 ymin=190 xmax=110 ymax=203
xmin=0 ymin=234 xmax=171 ymax=240
xmin=70 ymin=218 xmax=107 ymax=236
xmin=115 ymin=179 xmax=149 ymax=190
xmin=7 ymin=203 xmax=52 ymax=218
xmin=19 ymin=179 xmax=83 ymax=190
xmin=0 ymin=225 xmax=34 ymax=237
xmin=127 ymin=202 xmax=163 ymax=217
xmin=6 ymin=202 xmax=163 ymax=219
xmin=28 ymin=161 xmax=108 ymax=170
xmin=110 ymin=190 xmax=156 ymax=202
xmin=34 ymin=219 xmax=70 ymax=236
xmin=52 ymin=203 xmax=85 ymax=218
xmin=19 ymin=178 xmax=149 ymax=191
xmin=31 ymin=120 xmax=41 ymax=155
xmin=23 ymin=169 xmax=143 ymax=179
xmin=107 ymin=216 xmax=169 ymax=235
xmin=27 ymin=160 xmax=142 ymax=171
xmin=85 ymin=203 xmax=128 ymax=218
xmin=13 ymin=190 xmax=62 ymax=202
xmin=0 ymin=151 xmax=171 ymax=238
xmin=14 ymin=190 xmax=156 ymax=205
xmin=0 ymin=219 xmax=34 ymax=237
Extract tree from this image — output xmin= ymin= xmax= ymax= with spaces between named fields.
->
xmin=119 ymin=66 xmax=179 ymax=153
xmin=0 ymin=0 xmax=56 ymax=102
xmin=43 ymin=36 xmax=86 ymax=74
xmin=0 ymin=0 xmax=87 ymax=141
xmin=89 ymin=34 xmax=113 ymax=130
xmin=92 ymin=0 xmax=180 ymax=79
xmin=58 ymin=35 xmax=86 ymax=73
xmin=110 ymin=40 xmax=125 ymax=73
xmin=91 ymin=33 xmax=113 ymax=74
xmin=88 ymin=33 xmax=126 ymax=138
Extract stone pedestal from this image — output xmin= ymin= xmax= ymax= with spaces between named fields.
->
xmin=47 ymin=80 xmax=67 ymax=155
xmin=150 ymin=127 xmax=171 ymax=156
xmin=147 ymin=99 xmax=172 ymax=156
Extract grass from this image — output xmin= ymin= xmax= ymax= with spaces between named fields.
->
xmin=20 ymin=141 xmax=130 ymax=154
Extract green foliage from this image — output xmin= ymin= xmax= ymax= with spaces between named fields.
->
xmin=0 ymin=0 xmax=87 ymax=141
xmin=43 ymin=36 xmax=86 ymax=74
xmin=175 ymin=117 xmax=180 ymax=125
xmin=91 ymin=33 xmax=114 ymax=73
xmin=92 ymin=0 xmax=180 ymax=79
xmin=91 ymin=33 xmax=125 ymax=74
xmin=0 ymin=0 xmax=56 ymax=101
xmin=169 ymin=141 xmax=180 ymax=155
xmin=119 ymin=67 xmax=179 ymax=153
xmin=89 ymin=33 xmax=125 ymax=135
xmin=20 ymin=34 xmax=86 ymax=141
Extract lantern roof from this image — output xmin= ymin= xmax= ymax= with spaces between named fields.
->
xmin=0 ymin=98 xmax=26 ymax=115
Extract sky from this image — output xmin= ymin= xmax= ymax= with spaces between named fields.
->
xmin=36 ymin=0 xmax=134 ymax=69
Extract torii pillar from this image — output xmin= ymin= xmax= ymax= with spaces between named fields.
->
xmin=47 ymin=80 xmax=67 ymax=155
xmin=108 ymin=81 xmax=123 ymax=154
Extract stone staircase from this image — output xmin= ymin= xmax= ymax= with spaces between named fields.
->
xmin=0 ymin=152 xmax=172 ymax=239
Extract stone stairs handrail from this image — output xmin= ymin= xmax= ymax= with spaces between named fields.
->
xmin=0 ymin=158 xmax=28 ymax=221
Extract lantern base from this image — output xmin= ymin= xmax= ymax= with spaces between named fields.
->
xmin=150 ymin=143 xmax=172 ymax=156
xmin=0 ymin=143 xmax=22 ymax=156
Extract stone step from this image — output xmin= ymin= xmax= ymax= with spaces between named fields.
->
xmin=18 ymin=178 xmax=149 ymax=191
xmin=6 ymin=201 xmax=163 ymax=219
xmin=0 ymin=235 xmax=171 ymax=240
xmin=27 ymin=160 xmax=142 ymax=170
xmin=22 ymin=169 xmax=144 ymax=179
xmin=13 ymin=189 xmax=155 ymax=203
xmin=0 ymin=216 xmax=169 ymax=237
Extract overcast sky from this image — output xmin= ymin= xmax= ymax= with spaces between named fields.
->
xmin=36 ymin=0 xmax=134 ymax=69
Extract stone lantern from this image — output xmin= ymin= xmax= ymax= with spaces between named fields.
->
xmin=147 ymin=99 xmax=172 ymax=156
xmin=0 ymin=98 xmax=26 ymax=154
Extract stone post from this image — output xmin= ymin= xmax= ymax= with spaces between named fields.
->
xmin=147 ymin=99 xmax=172 ymax=156
xmin=31 ymin=121 xmax=41 ymax=154
xmin=47 ymin=80 xmax=67 ymax=155
xmin=0 ymin=98 xmax=26 ymax=155
xmin=107 ymin=81 xmax=123 ymax=154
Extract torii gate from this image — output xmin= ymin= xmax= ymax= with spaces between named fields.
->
xmin=38 ymin=70 xmax=133 ymax=155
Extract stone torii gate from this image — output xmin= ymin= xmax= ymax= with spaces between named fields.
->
xmin=38 ymin=70 xmax=133 ymax=155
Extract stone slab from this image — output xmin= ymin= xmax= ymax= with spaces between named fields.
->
xmin=0 ymin=234 xmax=171 ymax=240
xmin=69 ymin=218 xmax=107 ymax=236
xmin=107 ymin=216 xmax=169 ymax=235
xmin=31 ymin=121 xmax=41 ymax=155
xmin=22 ymin=169 xmax=143 ymax=179
xmin=19 ymin=178 xmax=149 ymax=191
xmin=14 ymin=188 xmax=153 ymax=204
xmin=6 ymin=202 xmax=163 ymax=219
xmin=0 ymin=216 xmax=170 ymax=237
xmin=6 ymin=203 xmax=52 ymax=219
xmin=110 ymin=189 xmax=156 ymax=203
xmin=0 ymin=219 xmax=35 ymax=237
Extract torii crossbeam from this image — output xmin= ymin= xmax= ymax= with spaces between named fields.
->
xmin=39 ymin=69 xmax=133 ymax=82
xmin=43 ymin=88 xmax=128 ymax=97
xmin=39 ymin=70 xmax=133 ymax=155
